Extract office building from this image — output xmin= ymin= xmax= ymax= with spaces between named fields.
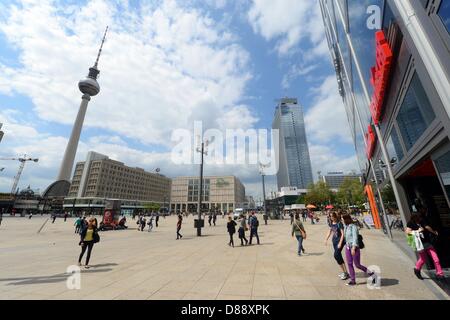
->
xmin=322 ymin=172 xmax=363 ymax=190
xmin=170 ymin=176 xmax=245 ymax=213
xmin=67 ymin=151 xmax=171 ymax=204
xmin=320 ymin=0 xmax=450 ymax=267
xmin=272 ymin=98 xmax=314 ymax=190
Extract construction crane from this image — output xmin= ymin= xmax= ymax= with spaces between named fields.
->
xmin=0 ymin=155 xmax=39 ymax=195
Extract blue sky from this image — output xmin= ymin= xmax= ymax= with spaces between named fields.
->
xmin=0 ymin=0 xmax=358 ymax=199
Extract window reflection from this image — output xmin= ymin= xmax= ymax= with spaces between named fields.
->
xmin=438 ymin=0 xmax=450 ymax=36
xmin=396 ymin=73 xmax=436 ymax=151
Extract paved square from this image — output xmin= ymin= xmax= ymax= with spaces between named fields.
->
xmin=0 ymin=215 xmax=445 ymax=300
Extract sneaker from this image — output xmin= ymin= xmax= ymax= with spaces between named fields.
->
xmin=414 ymin=268 xmax=424 ymax=280
xmin=84 ymin=265 xmax=90 ymax=269
xmin=339 ymin=273 xmax=349 ymax=280
xmin=346 ymin=281 xmax=356 ymax=286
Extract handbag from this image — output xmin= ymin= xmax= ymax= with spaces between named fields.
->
xmin=295 ymin=221 xmax=307 ymax=240
xmin=93 ymin=231 xmax=100 ymax=244
xmin=357 ymin=234 xmax=365 ymax=249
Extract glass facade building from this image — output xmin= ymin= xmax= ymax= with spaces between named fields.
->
xmin=272 ymin=98 xmax=314 ymax=190
xmin=320 ymin=0 xmax=450 ymax=268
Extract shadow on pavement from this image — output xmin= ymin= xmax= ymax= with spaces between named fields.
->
xmin=380 ymin=278 xmax=400 ymax=287
xmin=0 ymin=268 xmax=113 ymax=286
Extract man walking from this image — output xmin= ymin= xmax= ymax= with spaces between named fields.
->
xmin=51 ymin=212 xmax=57 ymax=224
xmin=176 ymin=214 xmax=183 ymax=240
xmin=74 ymin=217 xmax=83 ymax=234
xmin=263 ymin=212 xmax=268 ymax=225
xmin=212 ymin=213 xmax=217 ymax=226
xmin=249 ymin=212 xmax=260 ymax=245
xmin=208 ymin=213 xmax=212 ymax=226
xmin=155 ymin=212 xmax=159 ymax=227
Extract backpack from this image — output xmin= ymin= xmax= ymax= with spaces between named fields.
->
xmin=358 ymin=234 xmax=365 ymax=249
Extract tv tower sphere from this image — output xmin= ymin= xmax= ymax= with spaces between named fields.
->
xmin=78 ymin=68 xmax=100 ymax=96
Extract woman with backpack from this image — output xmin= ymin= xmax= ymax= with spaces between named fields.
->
xmin=78 ymin=217 xmax=100 ymax=269
xmin=292 ymin=212 xmax=306 ymax=256
xmin=342 ymin=214 xmax=373 ymax=286
xmin=325 ymin=212 xmax=349 ymax=280
xmin=406 ymin=213 xmax=444 ymax=280
xmin=238 ymin=214 xmax=248 ymax=246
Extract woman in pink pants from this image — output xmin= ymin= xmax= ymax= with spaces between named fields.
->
xmin=406 ymin=213 xmax=445 ymax=280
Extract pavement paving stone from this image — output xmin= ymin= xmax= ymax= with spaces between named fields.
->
xmin=0 ymin=216 xmax=447 ymax=300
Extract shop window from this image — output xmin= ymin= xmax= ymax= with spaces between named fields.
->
xmin=434 ymin=150 xmax=450 ymax=204
xmin=387 ymin=126 xmax=404 ymax=162
xmin=396 ymin=73 xmax=436 ymax=151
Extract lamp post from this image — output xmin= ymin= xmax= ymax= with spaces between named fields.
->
xmin=259 ymin=163 xmax=270 ymax=218
xmin=195 ymin=137 xmax=212 ymax=236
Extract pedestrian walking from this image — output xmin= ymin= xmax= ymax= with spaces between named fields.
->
xmin=289 ymin=212 xmax=294 ymax=225
xmin=302 ymin=210 xmax=307 ymax=222
xmin=309 ymin=210 xmax=315 ymax=225
xmin=74 ymin=217 xmax=83 ymax=234
xmin=238 ymin=214 xmax=248 ymax=246
xmin=213 ymin=213 xmax=217 ymax=226
xmin=140 ymin=216 xmax=146 ymax=232
xmin=248 ymin=212 xmax=260 ymax=245
xmin=51 ymin=212 xmax=57 ymax=223
xmin=227 ymin=216 xmax=237 ymax=247
xmin=0 ymin=212 xmax=3 ymax=226
xmin=263 ymin=212 xmax=268 ymax=225
xmin=155 ymin=213 xmax=159 ymax=227
xmin=147 ymin=215 xmax=154 ymax=232
xmin=28 ymin=212 xmax=33 ymax=219
xmin=208 ymin=213 xmax=212 ymax=226
xmin=325 ymin=212 xmax=349 ymax=280
xmin=342 ymin=214 xmax=373 ymax=286
xmin=78 ymin=217 xmax=100 ymax=269
xmin=292 ymin=213 xmax=306 ymax=256
xmin=406 ymin=213 xmax=445 ymax=280
xmin=64 ymin=212 xmax=68 ymax=222
xmin=176 ymin=214 xmax=183 ymax=240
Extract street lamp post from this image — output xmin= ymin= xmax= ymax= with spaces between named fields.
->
xmin=259 ymin=163 xmax=269 ymax=218
xmin=195 ymin=137 xmax=211 ymax=236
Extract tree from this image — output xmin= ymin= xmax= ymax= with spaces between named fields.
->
xmin=305 ymin=181 xmax=334 ymax=208
xmin=144 ymin=202 xmax=161 ymax=212
xmin=296 ymin=194 xmax=306 ymax=204
xmin=381 ymin=183 xmax=397 ymax=209
xmin=336 ymin=178 xmax=365 ymax=207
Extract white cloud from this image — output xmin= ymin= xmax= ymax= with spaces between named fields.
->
xmin=309 ymin=144 xmax=359 ymax=178
xmin=305 ymin=76 xmax=353 ymax=144
xmin=247 ymin=0 xmax=325 ymax=56
xmin=0 ymin=0 xmax=254 ymax=147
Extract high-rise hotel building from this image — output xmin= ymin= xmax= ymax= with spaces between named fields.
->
xmin=273 ymin=98 xmax=314 ymax=190
xmin=320 ymin=0 xmax=450 ymax=267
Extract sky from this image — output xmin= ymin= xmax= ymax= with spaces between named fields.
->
xmin=0 ymin=0 xmax=359 ymax=201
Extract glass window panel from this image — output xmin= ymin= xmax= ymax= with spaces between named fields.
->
xmin=438 ymin=0 xmax=450 ymax=35
xmin=387 ymin=127 xmax=404 ymax=162
xmin=396 ymin=73 xmax=436 ymax=150
xmin=434 ymin=150 xmax=450 ymax=203
xmin=348 ymin=0 xmax=384 ymax=97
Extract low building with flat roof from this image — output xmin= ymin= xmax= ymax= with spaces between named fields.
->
xmin=170 ymin=176 xmax=245 ymax=213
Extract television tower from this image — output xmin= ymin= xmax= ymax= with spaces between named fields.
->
xmin=56 ymin=27 xmax=108 ymax=182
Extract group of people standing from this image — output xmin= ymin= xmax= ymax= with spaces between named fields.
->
xmin=227 ymin=212 xmax=260 ymax=247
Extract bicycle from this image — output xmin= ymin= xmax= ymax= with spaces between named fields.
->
xmin=390 ymin=217 xmax=404 ymax=231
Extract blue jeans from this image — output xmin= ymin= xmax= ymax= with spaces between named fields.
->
xmin=296 ymin=235 xmax=304 ymax=255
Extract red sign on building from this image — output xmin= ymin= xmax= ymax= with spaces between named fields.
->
xmin=369 ymin=30 xmax=393 ymax=125
xmin=365 ymin=124 xmax=376 ymax=159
